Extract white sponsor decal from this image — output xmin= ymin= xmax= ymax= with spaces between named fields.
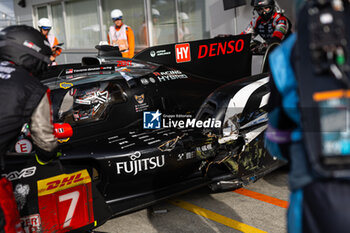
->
xmin=163 ymin=118 xmax=221 ymax=128
xmin=153 ymin=70 xmax=188 ymax=82
xmin=116 ymin=151 xmax=165 ymax=175
xmin=0 ymin=63 xmax=15 ymax=80
xmin=2 ymin=166 xmax=36 ymax=181
xmin=23 ymin=41 xmax=41 ymax=52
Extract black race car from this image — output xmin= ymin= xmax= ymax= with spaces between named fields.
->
xmin=2 ymin=35 xmax=282 ymax=233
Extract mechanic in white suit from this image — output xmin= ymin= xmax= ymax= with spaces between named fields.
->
xmin=108 ymin=9 xmax=135 ymax=58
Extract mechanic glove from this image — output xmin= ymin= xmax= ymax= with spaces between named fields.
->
xmin=252 ymin=42 xmax=268 ymax=54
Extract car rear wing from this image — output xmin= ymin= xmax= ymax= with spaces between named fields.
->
xmin=134 ymin=34 xmax=252 ymax=83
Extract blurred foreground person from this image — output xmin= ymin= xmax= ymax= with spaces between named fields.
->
xmin=265 ymin=0 xmax=350 ymax=232
xmin=0 ymin=25 xmax=59 ymax=232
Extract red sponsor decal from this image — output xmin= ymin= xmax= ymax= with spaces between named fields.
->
xmin=117 ymin=60 xmax=132 ymax=67
xmin=38 ymin=185 xmax=94 ymax=232
xmin=45 ymin=173 xmax=84 ymax=191
xmin=175 ymin=43 xmax=191 ymax=63
xmin=197 ymin=39 xmax=245 ymax=59
xmin=66 ymin=69 xmax=73 ymax=74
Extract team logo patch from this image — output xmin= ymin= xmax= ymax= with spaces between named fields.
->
xmin=143 ymin=110 xmax=162 ymax=129
xmin=15 ymin=139 xmax=32 ymax=153
xmin=134 ymin=94 xmax=145 ymax=104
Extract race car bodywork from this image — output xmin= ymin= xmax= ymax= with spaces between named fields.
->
xmin=2 ymin=35 xmax=282 ymax=232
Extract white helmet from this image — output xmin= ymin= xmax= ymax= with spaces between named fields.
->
xmin=179 ymin=12 xmax=189 ymax=21
xmin=38 ymin=18 xmax=52 ymax=29
xmin=152 ymin=8 xmax=160 ymax=17
xmin=111 ymin=9 xmax=123 ymax=20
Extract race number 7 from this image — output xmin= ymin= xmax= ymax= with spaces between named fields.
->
xmin=37 ymin=170 xmax=94 ymax=232
xmin=59 ymin=191 xmax=80 ymax=228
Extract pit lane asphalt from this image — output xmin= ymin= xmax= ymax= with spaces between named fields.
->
xmin=95 ymin=167 xmax=289 ymax=233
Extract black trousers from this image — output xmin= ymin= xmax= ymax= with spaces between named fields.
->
xmin=0 ymin=206 xmax=4 ymax=233
xmin=302 ymin=180 xmax=350 ymax=233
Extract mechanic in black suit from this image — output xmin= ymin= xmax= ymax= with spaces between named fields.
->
xmin=242 ymin=0 xmax=292 ymax=53
xmin=0 ymin=25 xmax=59 ymax=232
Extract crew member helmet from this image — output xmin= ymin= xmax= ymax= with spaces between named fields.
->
xmin=152 ymin=8 xmax=160 ymax=18
xmin=252 ymin=0 xmax=275 ymax=21
xmin=38 ymin=18 xmax=52 ymax=30
xmin=179 ymin=12 xmax=189 ymax=21
xmin=111 ymin=9 xmax=123 ymax=21
xmin=0 ymin=25 xmax=52 ymax=75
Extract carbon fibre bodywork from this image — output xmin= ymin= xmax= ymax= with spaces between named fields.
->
xmin=2 ymin=35 xmax=283 ymax=232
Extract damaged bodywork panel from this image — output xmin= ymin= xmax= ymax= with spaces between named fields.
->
xmin=2 ymin=35 xmax=283 ymax=232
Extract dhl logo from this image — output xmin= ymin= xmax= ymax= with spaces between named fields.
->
xmin=37 ymin=170 xmax=91 ymax=196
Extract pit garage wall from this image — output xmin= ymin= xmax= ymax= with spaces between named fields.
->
xmin=13 ymin=0 xmax=294 ymax=65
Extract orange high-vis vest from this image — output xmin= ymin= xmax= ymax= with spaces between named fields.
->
xmin=47 ymin=34 xmax=62 ymax=58
xmin=108 ymin=24 xmax=135 ymax=58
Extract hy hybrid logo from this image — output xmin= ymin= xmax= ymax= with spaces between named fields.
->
xmin=144 ymin=110 xmax=162 ymax=129
xmin=175 ymin=43 xmax=191 ymax=63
